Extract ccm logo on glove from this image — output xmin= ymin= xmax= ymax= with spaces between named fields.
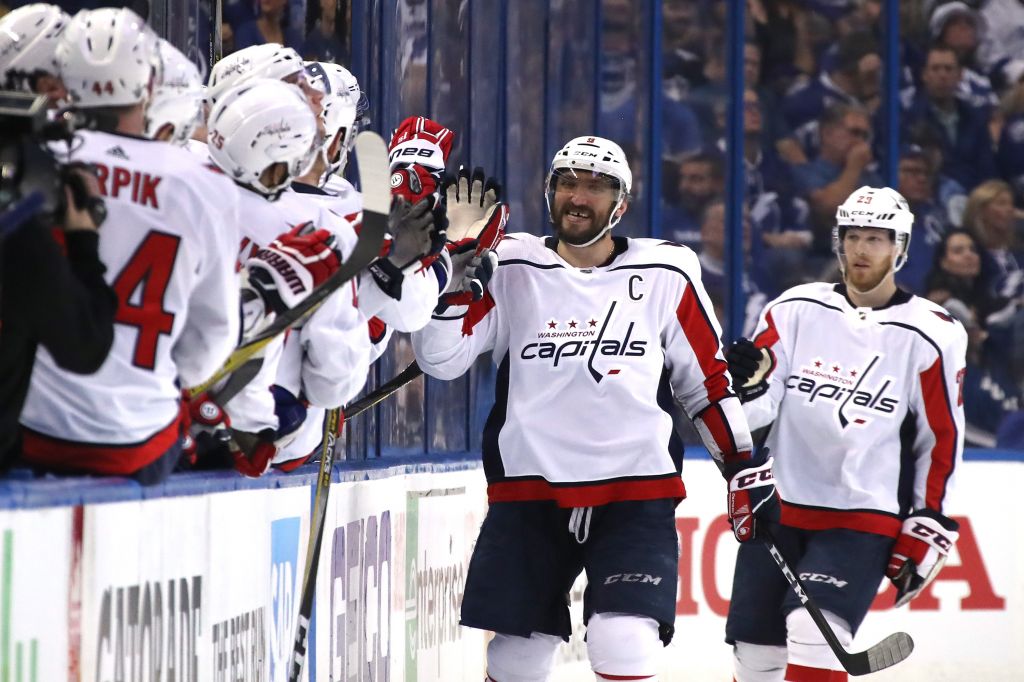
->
xmin=733 ymin=467 xmax=775 ymax=489
xmin=908 ymin=521 xmax=954 ymax=551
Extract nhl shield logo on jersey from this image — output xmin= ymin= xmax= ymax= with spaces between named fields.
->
xmin=786 ymin=354 xmax=900 ymax=429
xmin=518 ymin=300 xmax=648 ymax=383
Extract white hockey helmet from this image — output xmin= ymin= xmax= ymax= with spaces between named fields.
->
xmin=207 ymin=78 xmax=320 ymax=199
xmin=55 ymin=7 xmax=158 ymax=108
xmin=145 ymin=39 xmax=203 ymax=145
xmin=0 ymin=3 xmax=69 ymax=92
xmin=545 ymin=136 xmax=632 ymax=245
xmin=207 ymin=43 xmax=305 ymax=107
xmin=304 ymin=61 xmax=359 ymax=177
xmin=833 ymin=185 xmax=915 ymax=272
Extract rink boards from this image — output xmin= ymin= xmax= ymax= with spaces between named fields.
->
xmin=0 ymin=453 xmax=1018 ymax=682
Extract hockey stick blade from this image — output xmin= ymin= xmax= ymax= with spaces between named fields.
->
xmin=345 ymin=361 xmax=424 ymax=420
xmin=761 ymin=526 xmax=914 ymax=676
xmin=188 ymin=131 xmax=391 ymax=397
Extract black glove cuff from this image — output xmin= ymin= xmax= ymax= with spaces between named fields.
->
xmin=912 ymin=508 xmax=960 ymax=532
xmin=368 ymin=258 xmax=404 ymax=300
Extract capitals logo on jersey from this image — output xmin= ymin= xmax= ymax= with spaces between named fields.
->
xmin=785 ymin=354 xmax=900 ymax=429
xmin=519 ymin=300 xmax=648 ymax=383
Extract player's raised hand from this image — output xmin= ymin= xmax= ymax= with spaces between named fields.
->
xmin=444 ymin=165 xmax=508 ymax=252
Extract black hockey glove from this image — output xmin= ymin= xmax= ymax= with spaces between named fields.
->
xmin=726 ymin=337 xmax=775 ymax=403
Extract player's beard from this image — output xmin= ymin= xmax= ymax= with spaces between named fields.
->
xmin=843 ymin=255 xmax=892 ymax=293
xmin=552 ymin=200 xmax=613 ymax=246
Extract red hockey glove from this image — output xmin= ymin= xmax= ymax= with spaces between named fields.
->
xmin=725 ymin=337 xmax=775 ymax=403
xmin=886 ymin=510 xmax=959 ymax=607
xmin=229 ymin=428 xmax=278 ymax=478
xmin=181 ymin=391 xmax=234 ymax=470
xmin=246 ymin=222 xmax=342 ymax=314
xmin=726 ymin=456 xmax=781 ymax=543
xmin=388 ymin=115 xmax=454 ymax=173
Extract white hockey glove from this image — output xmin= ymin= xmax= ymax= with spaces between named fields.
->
xmin=726 ymin=337 xmax=776 ymax=402
xmin=886 ymin=510 xmax=959 ymax=607
xmin=444 ymin=165 xmax=508 ymax=249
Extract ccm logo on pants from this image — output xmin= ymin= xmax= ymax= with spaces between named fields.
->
xmin=604 ymin=573 xmax=663 ymax=586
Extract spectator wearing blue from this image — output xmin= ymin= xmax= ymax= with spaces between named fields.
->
xmin=929 ymin=1 xmax=997 ymax=118
xmin=303 ymin=0 xmax=346 ymax=63
xmin=906 ymin=121 xmax=969 ymax=227
xmin=895 ymin=145 xmax=952 ymax=295
xmin=782 ymin=30 xmax=881 ymax=158
xmin=942 ymin=297 xmax=1022 ymax=448
xmin=723 ymin=87 xmax=812 ymax=297
xmin=994 ymin=60 xmax=1024 ymax=205
xmin=233 ymin=0 xmax=304 ymax=54
xmin=663 ymin=151 xmax=722 ymax=249
xmin=695 ymin=199 xmax=766 ymax=338
xmin=902 ymin=43 xmax=995 ymax=191
xmin=791 ymin=103 xmax=880 ymax=253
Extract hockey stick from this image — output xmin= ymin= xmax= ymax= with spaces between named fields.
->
xmin=760 ymin=525 xmax=914 ymax=676
xmin=345 ymin=361 xmax=424 ymax=420
xmin=286 ymin=361 xmax=423 ymax=681
xmin=188 ymin=131 xmax=391 ymax=398
xmin=287 ymin=405 xmax=342 ymax=682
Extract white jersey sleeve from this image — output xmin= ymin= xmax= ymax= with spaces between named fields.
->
xmin=658 ymin=245 xmax=753 ymax=464
xmin=906 ymin=307 xmax=968 ymax=514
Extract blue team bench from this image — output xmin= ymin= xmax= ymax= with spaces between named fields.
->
xmin=0 ymin=447 xmax=1019 ymax=510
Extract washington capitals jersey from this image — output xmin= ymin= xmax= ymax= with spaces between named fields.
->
xmin=743 ymin=283 xmax=968 ymax=537
xmin=412 ymin=234 xmax=752 ymax=507
xmin=20 ymin=131 xmax=241 ymax=472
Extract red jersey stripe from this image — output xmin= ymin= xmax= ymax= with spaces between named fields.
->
xmin=754 ymin=308 xmax=780 ymax=348
xmin=780 ymin=501 xmax=902 ymax=538
xmin=919 ymin=357 xmax=957 ymax=510
xmin=462 ymin=291 xmax=496 ymax=336
xmin=675 ymin=287 xmax=730 ymax=402
xmin=21 ymin=414 xmax=182 ymax=476
xmin=488 ymin=476 xmax=685 ymax=507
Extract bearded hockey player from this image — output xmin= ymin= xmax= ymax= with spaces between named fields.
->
xmin=412 ymin=136 xmax=766 ymax=681
xmin=724 ymin=186 xmax=967 ymax=682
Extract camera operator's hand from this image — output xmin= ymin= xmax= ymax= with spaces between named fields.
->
xmin=61 ymin=164 xmax=106 ymax=231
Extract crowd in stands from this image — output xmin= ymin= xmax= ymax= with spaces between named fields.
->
xmin=1 ymin=0 xmax=1020 ymax=453
xmin=660 ymin=0 xmax=1024 ymax=448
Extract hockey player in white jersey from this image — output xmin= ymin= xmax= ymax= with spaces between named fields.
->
xmin=273 ymin=67 xmax=447 ymax=469
xmin=0 ymin=3 xmax=69 ymax=105
xmin=724 ymin=186 xmax=967 ymax=681
xmin=412 ymin=136 xmax=768 ymax=681
xmin=187 ymin=77 xmax=368 ymax=476
xmin=18 ymin=8 xmax=242 ymax=484
xmin=144 ymin=39 xmax=203 ymax=145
